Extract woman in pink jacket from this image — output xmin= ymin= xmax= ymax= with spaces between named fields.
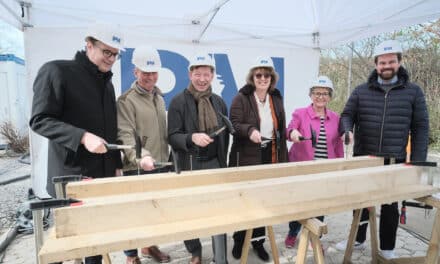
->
xmin=284 ymin=76 xmax=343 ymax=249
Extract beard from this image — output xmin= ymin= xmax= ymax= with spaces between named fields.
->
xmin=378 ymin=68 xmax=397 ymax=80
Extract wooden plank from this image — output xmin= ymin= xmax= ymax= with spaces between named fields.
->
xmin=267 ymin=226 xmax=280 ymax=264
xmin=426 ymin=210 xmax=440 ymax=263
xmin=55 ymin=164 xmax=423 ymax=238
xmin=310 ymin=234 xmax=325 ymax=264
xmin=39 ymin=185 xmax=437 ymax=264
xmin=369 ymin=206 xmax=379 ymax=264
xmin=343 ymin=209 xmax=361 ymax=264
xmin=296 ymin=227 xmax=310 ymax=264
xmin=299 ymin=218 xmax=327 ymax=237
xmin=417 ymin=195 xmax=440 ymax=208
xmin=66 ymin=156 xmax=384 ymax=198
xmin=240 ymin=229 xmax=252 ymax=264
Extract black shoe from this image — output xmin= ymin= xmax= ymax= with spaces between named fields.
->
xmin=253 ymin=245 xmax=269 ymax=262
xmin=232 ymin=242 xmax=243 ymax=259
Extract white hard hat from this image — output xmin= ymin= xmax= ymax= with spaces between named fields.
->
xmin=85 ymin=23 xmax=125 ymax=51
xmin=188 ymin=54 xmax=215 ymax=71
xmin=132 ymin=46 xmax=161 ymax=72
xmin=373 ymin=40 xmax=402 ymax=57
xmin=311 ymin=75 xmax=334 ymax=91
xmin=250 ymin=56 xmax=274 ymax=70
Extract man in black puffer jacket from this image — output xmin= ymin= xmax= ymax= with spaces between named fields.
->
xmin=337 ymin=40 xmax=429 ymax=259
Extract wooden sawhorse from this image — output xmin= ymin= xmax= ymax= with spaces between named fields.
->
xmin=239 ymin=219 xmax=327 ymax=264
xmin=342 ymin=196 xmax=440 ymax=264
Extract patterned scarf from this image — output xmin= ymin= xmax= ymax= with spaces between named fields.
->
xmin=188 ymin=84 xmax=218 ymax=133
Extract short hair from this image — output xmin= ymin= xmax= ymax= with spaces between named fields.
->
xmin=245 ymin=67 xmax=279 ymax=93
xmin=374 ymin=53 xmax=402 ymax=64
xmin=309 ymin=87 xmax=333 ymax=97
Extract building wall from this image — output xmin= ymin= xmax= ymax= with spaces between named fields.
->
xmin=0 ymin=54 xmax=27 ymax=144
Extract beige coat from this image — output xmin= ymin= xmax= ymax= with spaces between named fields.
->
xmin=117 ymin=82 xmax=168 ymax=171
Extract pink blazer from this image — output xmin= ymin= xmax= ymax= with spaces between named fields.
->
xmin=286 ymin=104 xmax=343 ymax=161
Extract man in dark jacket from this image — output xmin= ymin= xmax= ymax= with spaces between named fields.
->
xmin=167 ymin=54 xmax=229 ymax=264
xmin=337 ymin=40 xmax=429 ymax=259
xmin=29 ymin=24 xmax=124 ymax=264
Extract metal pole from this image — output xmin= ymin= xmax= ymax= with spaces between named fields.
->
xmin=32 ymin=209 xmax=43 ymax=264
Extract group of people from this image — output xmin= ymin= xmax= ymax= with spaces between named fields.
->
xmin=30 ymin=23 xmax=429 ymax=264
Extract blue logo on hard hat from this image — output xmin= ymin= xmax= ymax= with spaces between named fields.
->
xmin=197 ymin=56 xmax=205 ymax=61
xmin=384 ymin=46 xmax=392 ymax=51
xmin=319 ymin=80 xmax=326 ymax=83
xmin=112 ymin=36 xmax=121 ymax=43
xmin=261 ymin=60 xmax=268 ymax=64
xmin=146 ymin=61 xmax=155 ymax=65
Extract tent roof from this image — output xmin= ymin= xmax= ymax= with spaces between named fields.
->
xmin=1 ymin=0 xmax=440 ymax=49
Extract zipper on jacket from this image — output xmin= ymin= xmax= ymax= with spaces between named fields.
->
xmin=378 ymin=91 xmax=388 ymax=153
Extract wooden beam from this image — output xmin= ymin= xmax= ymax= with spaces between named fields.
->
xmin=39 ymin=164 xmax=438 ymax=263
xmin=56 ymin=165 xmax=427 ymax=238
xmin=66 ymin=156 xmax=384 ymax=198
xmin=40 ymin=186 xmax=436 ymax=263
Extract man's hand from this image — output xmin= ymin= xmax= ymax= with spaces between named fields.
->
xmin=192 ymin=133 xmax=213 ymax=147
xmin=340 ymin=131 xmax=354 ymax=145
xmin=249 ymin=130 xmax=262 ymax=143
xmin=81 ymin=132 xmax=107 ymax=154
xmin=115 ymin=169 xmax=122 ymax=176
xmin=289 ymin=129 xmax=302 ymax=143
xmin=139 ymin=156 xmax=155 ymax=171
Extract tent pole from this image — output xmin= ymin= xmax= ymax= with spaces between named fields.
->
xmin=194 ymin=0 xmax=230 ymax=43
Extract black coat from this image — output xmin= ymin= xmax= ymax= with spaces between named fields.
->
xmin=30 ymin=51 xmax=122 ymax=196
xmin=167 ymin=89 xmax=229 ymax=171
xmin=228 ymin=84 xmax=288 ymax=167
xmin=340 ymin=66 xmax=429 ymax=161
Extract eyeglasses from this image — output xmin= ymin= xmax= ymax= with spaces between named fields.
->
xmin=312 ymin=92 xmax=330 ymax=98
xmin=94 ymin=44 xmax=120 ymax=60
xmin=254 ymin=73 xmax=271 ymax=79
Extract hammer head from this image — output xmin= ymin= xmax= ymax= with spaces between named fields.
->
xmin=135 ymin=134 xmax=142 ymax=159
xmin=218 ymin=112 xmax=235 ymax=135
xmin=310 ymin=126 xmax=317 ymax=148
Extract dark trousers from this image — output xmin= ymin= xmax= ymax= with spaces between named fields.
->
xmin=353 ymin=157 xmax=404 ymax=250
xmin=355 ymin=203 xmax=399 ymax=250
xmin=288 ymin=216 xmax=324 ymax=237
xmin=84 ymin=255 xmax=102 ymax=264
xmin=123 ymin=168 xmax=167 ymax=257
xmin=233 ymin=227 xmax=266 ymax=249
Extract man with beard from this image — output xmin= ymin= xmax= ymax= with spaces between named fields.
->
xmin=336 ymin=40 xmax=429 ymax=259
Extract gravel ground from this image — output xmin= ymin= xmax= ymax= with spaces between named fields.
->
xmin=0 ymin=153 xmax=32 ymax=236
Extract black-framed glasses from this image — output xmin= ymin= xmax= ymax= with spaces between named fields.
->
xmin=312 ymin=92 xmax=330 ymax=98
xmin=254 ymin=73 xmax=271 ymax=79
xmin=94 ymin=44 xmax=120 ymax=60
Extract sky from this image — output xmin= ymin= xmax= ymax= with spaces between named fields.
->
xmin=0 ymin=19 xmax=25 ymax=59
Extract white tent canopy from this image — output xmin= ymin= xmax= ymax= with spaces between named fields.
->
xmin=1 ymin=0 xmax=440 ymax=49
xmin=1 ymin=0 xmax=440 ymax=198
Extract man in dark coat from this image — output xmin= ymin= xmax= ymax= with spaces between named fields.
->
xmin=29 ymin=24 xmax=124 ymax=264
xmin=337 ymin=40 xmax=429 ymax=259
xmin=167 ymin=54 xmax=229 ymax=264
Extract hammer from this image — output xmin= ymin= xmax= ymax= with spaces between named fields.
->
xmin=298 ymin=125 xmax=317 ymax=148
xmin=209 ymin=112 xmax=235 ymax=138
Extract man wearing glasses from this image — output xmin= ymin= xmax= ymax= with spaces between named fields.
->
xmin=30 ymin=23 xmax=124 ymax=264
